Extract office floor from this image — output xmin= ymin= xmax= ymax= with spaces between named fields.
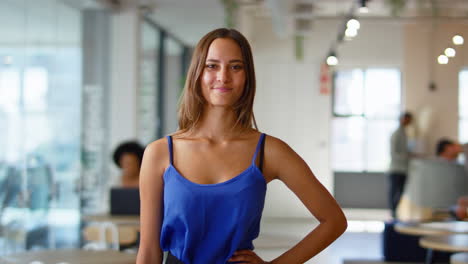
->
xmin=255 ymin=209 xmax=395 ymax=264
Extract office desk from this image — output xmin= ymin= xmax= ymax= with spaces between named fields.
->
xmin=395 ymin=221 xmax=468 ymax=236
xmin=82 ymin=214 xmax=139 ymax=225
xmin=82 ymin=214 xmax=140 ymax=247
xmin=419 ymin=234 xmax=468 ymax=264
xmin=0 ymin=249 xmax=136 ymax=264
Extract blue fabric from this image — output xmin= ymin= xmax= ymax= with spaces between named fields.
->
xmin=160 ymin=134 xmax=267 ymax=264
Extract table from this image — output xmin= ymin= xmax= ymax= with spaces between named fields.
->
xmin=81 ymin=214 xmax=140 ymax=248
xmin=395 ymin=221 xmax=468 ymax=264
xmin=0 ymin=249 xmax=136 ymax=264
xmin=419 ymin=235 xmax=468 ymax=264
xmin=82 ymin=214 xmax=139 ymax=225
xmin=395 ymin=221 xmax=468 ymax=236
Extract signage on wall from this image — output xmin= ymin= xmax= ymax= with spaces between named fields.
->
xmin=319 ymin=63 xmax=331 ymax=95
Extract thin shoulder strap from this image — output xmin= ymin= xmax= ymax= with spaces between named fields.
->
xmin=166 ymin=136 xmax=174 ymax=165
xmin=251 ymin=133 xmax=266 ymax=166
xmin=259 ymin=135 xmax=266 ymax=172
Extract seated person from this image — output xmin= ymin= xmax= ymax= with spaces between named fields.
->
xmin=436 ymin=139 xmax=468 ymax=220
xmin=436 ymin=138 xmax=463 ymax=162
xmin=397 ymin=139 xmax=467 ymax=221
xmin=112 ymin=141 xmax=145 ymax=188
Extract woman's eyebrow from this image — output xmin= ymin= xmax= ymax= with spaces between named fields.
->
xmin=206 ymin=59 xmax=244 ymax=63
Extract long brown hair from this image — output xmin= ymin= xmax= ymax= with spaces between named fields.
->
xmin=177 ymin=28 xmax=257 ymax=133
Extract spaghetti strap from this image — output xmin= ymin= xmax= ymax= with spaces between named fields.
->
xmin=166 ymin=136 xmax=174 ymax=165
xmin=251 ymin=133 xmax=266 ymax=166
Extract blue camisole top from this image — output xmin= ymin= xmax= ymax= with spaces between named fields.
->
xmin=160 ymin=133 xmax=267 ymax=264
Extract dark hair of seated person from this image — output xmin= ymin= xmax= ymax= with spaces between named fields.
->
xmin=436 ymin=138 xmax=454 ymax=156
xmin=113 ymin=141 xmax=145 ymax=188
xmin=113 ymin=141 xmax=145 ymax=168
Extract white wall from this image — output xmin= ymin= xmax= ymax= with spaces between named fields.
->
xmin=109 ymin=4 xmax=140 ymax=184
xmin=246 ymin=16 xmax=404 ymax=218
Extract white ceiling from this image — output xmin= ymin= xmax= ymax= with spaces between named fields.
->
xmin=147 ymin=0 xmax=468 ymax=45
xmin=1 ymin=0 xmax=467 ymax=47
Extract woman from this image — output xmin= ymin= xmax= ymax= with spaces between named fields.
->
xmin=136 ymin=28 xmax=347 ymax=264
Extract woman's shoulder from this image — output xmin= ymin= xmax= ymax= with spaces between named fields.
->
xmin=263 ymin=134 xmax=297 ymax=160
xmin=143 ymin=137 xmax=170 ymax=163
xmin=263 ymin=133 xmax=290 ymax=149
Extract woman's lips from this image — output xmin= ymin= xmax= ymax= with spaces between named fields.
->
xmin=213 ymin=87 xmax=232 ymax=92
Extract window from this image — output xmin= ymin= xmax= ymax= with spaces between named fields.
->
xmin=332 ymin=68 xmax=401 ymax=172
xmin=460 ymin=69 xmax=468 ymax=143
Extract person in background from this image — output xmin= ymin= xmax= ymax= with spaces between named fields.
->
xmin=435 ymin=138 xmax=463 ymax=162
xmin=112 ymin=141 xmax=145 ymax=188
xmin=388 ymin=111 xmax=413 ymax=218
xmin=435 ymin=139 xmax=468 ymax=220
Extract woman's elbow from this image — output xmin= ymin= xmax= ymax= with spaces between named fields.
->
xmin=337 ymin=215 xmax=348 ymax=235
xmin=326 ymin=212 xmax=348 ymax=236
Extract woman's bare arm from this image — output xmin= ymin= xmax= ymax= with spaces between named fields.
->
xmin=265 ymin=136 xmax=347 ymax=264
xmin=136 ymin=139 xmax=168 ymax=264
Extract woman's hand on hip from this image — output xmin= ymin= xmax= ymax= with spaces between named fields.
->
xmin=228 ymin=250 xmax=270 ymax=263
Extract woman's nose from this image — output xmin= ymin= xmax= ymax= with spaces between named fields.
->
xmin=217 ymin=67 xmax=230 ymax=83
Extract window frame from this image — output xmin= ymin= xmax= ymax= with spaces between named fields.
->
xmin=331 ymin=67 xmax=403 ymax=173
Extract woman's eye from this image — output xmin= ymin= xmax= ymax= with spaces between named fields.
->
xmin=206 ymin=64 xmax=217 ymax=69
xmin=232 ymin=65 xmax=243 ymax=70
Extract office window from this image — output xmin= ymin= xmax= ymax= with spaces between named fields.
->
xmin=0 ymin=0 xmax=82 ymax=253
xmin=460 ymin=69 xmax=468 ymax=143
xmin=332 ymin=68 xmax=401 ymax=172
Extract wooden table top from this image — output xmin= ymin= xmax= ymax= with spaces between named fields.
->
xmin=0 ymin=249 xmax=137 ymax=264
xmin=82 ymin=214 xmax=139 ymax=225
xmin=419 ymin=234 xmax=468 ymax=253
xmin=395 ymin=221 xmax=468 ymax=236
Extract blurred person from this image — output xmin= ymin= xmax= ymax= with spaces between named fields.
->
xmin=388 ymin=111 xmax=413 ymax=218
xmin=137 ymin=28 xmax=347 ymax=264
xmin=436 ymin=138 xmax=463 ymax=162
xmin=112 ymin=141 xmax=145 ymax=188
xmin=436 ymin=139 xmax=468 ymax=220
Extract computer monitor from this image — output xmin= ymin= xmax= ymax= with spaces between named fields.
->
xmin=109 ymin=187 xmax=140 ymax=215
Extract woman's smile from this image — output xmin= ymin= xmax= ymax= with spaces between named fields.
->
xmin=213 ymin=87 xmax=233 ymax=93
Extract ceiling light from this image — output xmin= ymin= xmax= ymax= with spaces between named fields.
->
xmin=326 ymin=52 xmax=338 ymax=66
xmin=444 ymin=48 xmax=456 ymax=58
xmin=453 ymin=35 xmax=464 ymax=45
xmin=345 ymin=28 xmax=358 ymax=38
xmin=347 ymin=19 xmax=360 ymax=30
xmin=437 ymin=55 xmax=448 ymax=64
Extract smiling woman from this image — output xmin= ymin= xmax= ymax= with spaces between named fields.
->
xmin=201 ymin=38 xmax=246 ymax=108
xmin=136 ymin=28 xmax=347 ymax=264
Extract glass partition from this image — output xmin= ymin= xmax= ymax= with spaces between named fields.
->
xmin=139 ymin=21 xmax=160 ymax=145
xmin=139 ymin=17 xmax=189 ymax=141
xmin=163 ymin=37 xmax=184 ymax=136
xmin=0 ymin=0 xmax=82 ymax=253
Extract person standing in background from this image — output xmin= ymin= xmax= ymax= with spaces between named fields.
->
xmin=388 ymin=112 xmax=413 ymax=219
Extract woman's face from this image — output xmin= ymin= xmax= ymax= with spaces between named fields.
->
xmin=120 ymin=153 xmax=140 ymax=176
xmin=200 ymin=38 xmax=246 ymax=108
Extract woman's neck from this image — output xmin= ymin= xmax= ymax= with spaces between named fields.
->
xmin=191 ymin=106 xmax=244 ymax=141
